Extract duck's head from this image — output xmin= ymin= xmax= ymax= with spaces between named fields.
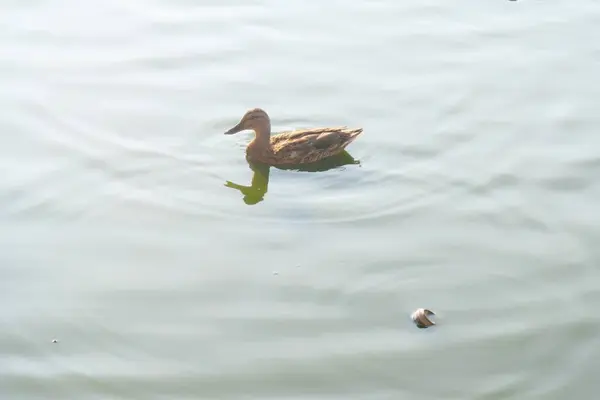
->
xmin=224 ymin=108 xmax=271 ymax=135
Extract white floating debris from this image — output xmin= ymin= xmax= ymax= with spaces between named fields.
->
xmin=411 ymin=308 xmax=436 ymax=329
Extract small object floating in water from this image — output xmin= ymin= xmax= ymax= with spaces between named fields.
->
xmin=51 ymin=339 xmax=58 ymax=343
xmin=273 ymin=271 xmax=279 ymax=276
xmin=411 ymin=308 xmax=436 ymax=329
xmin=224 ymin=108 xmax=363 ymax=166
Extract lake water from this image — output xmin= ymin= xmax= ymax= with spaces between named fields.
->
xmin=2 ymin=1 xmax=600 ymax=398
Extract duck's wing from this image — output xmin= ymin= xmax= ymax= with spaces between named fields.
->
xmin=271 ymin=127 xmax=363 ymax=164
xmin=272 ymin=126 xmax=347 ymax=140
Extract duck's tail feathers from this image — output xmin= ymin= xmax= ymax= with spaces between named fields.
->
xmin=342 ymin=128 xmax=363 ymax=145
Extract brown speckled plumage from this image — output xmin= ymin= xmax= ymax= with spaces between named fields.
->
xmin=225 ymin=108 xmax=362 ymax=166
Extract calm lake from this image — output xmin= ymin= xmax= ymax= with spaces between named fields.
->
xmin=2 ymin=1 xmax=600 ymax=398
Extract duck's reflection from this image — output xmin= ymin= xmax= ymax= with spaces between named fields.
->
xmin=224 ymin=161 xmax=270 ymax=205
xmin=224 ymin=151 xmax=360 ymax=205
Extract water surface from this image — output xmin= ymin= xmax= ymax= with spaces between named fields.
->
xmin=2 ymin=1 xmax=600 ymax=398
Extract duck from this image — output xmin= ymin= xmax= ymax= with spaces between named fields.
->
xmin=224 ymin=108 xmax=363 ymax=166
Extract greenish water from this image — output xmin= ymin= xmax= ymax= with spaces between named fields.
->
xmin=2 ymin=1 xmax=600 ymax=398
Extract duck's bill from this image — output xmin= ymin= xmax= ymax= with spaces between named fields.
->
xmin=224 ymin=123 xmax=242 ymax=135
